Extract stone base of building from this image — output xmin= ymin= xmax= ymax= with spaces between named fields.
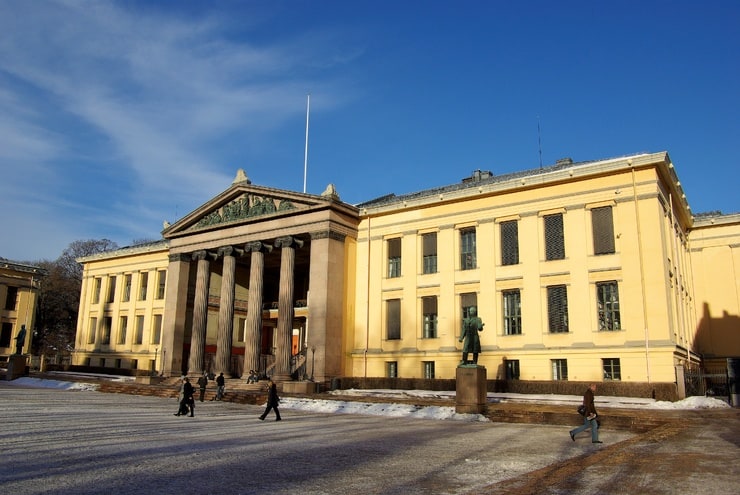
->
xmin=456 ymin=365 xmax=487 ymax=414
xmin=282 ymin=381 xmax=319 ymax=394
xmin=135 ymin=375 xmax=165 ymax=385
xmin=6 ymin=355 xmax=28 ymax=380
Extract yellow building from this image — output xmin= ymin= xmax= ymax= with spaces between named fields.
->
xmin=71 ymin=152 xmax=739 ymax=391
xmin=1 ymin=259 xmax=46 ymax=358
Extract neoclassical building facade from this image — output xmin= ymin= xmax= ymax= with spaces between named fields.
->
xmin=73 ymin=152 xmax=740 ymax=386
xmin=1 ymin=260 xmax=46 ymax=358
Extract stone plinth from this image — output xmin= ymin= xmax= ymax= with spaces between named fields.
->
xmin=282 ymin=381 xmax=319 ymax=394
xmin=455 ymin=365 xmax=487 ymax=414
xmin=6 ymin=355 xmax=28 ymax=380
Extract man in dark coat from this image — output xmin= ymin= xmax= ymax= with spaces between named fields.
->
xmin=570 ymin=383 xmax=601 ymax=443
xmin=197 ymin=372 xmax=208 ymax=402
xmin=258 ymin=378 xmax=281 ymax=421
xmin=214 ymin=372 xmax=225 ymax=401
xmin=175 ymin=377 xmax=195 ymax=417
xmin=459 ymin=306 xmax=484 ymax=364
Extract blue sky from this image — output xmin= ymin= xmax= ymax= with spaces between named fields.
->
xmin=1 ymin=0 xmax=738 ymax=262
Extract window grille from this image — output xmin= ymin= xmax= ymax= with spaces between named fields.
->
xmin=460 ymin=228 xmax=477 ymax=270
xmin=552 ymin=359 xmax=568 ymax=380
xmin=603 ymin=358 xmax=621 ymax=380
xmin=387 ymin=238 xmax=401 ymax=278
xmin=592 ymin=206 xmax=615 ymax=255
xmin=544 ymin=213 xmax=565 ymax=260
xmin=422 ymin=232 xmax=438 ymax=274
xmin=503 ymin=289 xmax=522 ymax=335
xmin=597 ymin=281 xmax=621 ymax=331
xmin=386 ymin=299 xmax=401 ymax=340
xmin=422 ymin=296 xmax=438 ymax=338
xmin=500 ymin=220 xmax=519 ymax=265
xmin=547 ymin=285 xmax=569 ymax=333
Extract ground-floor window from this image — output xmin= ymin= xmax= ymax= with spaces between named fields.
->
xmin=551 ymin=359 xmax=568 ymax=380
xmin=387 ymin=361 xmax=398 ymax=378
xmin=423 ymin=361 xmax=435 ymax=379
xmin=505 ymin=359 xmax=520 ymax=379
xmin=603 ymin=358 xmax=621 ymax=380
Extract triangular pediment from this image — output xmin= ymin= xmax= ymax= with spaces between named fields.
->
xmin=162 ymin=182 xmax=331 ymax=238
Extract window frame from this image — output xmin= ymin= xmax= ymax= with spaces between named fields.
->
xmin=500 ymin=220 xmax=520 ymax=266
xmin=547 ymin=285 xmax=569 ymax=333
xmin=592 ymin=206 xmax=616 ymax=255
xmin=503 ymin=289 xmax=522 ymax=335
xmin=551 ymin=358 xmax=568 ymax=380
xmin=422 ymin=296 xmax=438 ymax=339
xmin=597 ymin=281 xmax=621 ymax=331
xmin=544 ymin=213 xmax=565 ymax=261
xmin=603 ymin=358 xmax=621 ymax=381
xmin=387 ymin=237 xmax=402 ymax=278
xmin=460 ymin=227 xmax=477 ymax=270
xmin=422 ymin=232 xmax=438 ymax=274
xmin=386 ymin=299 xmax=401 ymax=340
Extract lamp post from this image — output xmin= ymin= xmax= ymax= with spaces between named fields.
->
xmin=310 ymin=346 xmax=316 ymax=381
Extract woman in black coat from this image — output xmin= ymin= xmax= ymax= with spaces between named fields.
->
xmin=258 ymin=379 xmax=281 ymax=421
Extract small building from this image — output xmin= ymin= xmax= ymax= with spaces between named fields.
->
xmin=71 ymin=152 xmax=740 ymax=392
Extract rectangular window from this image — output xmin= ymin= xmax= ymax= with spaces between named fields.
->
xmin=460 ymin=228 xmax=477 ymax=270
xmin=423 ymin=361 xmax=435 ymax=379
xmin=4 ymin=286 xmax=18 ymax=310
xmin=101 ymin=317 xmax=112 ymax=345
xmin=503 ymin=289 xmax=522 ymax=335
xmin=603 ymin=358 xmax=621 ymax=381
xmin=139 ymin=272 xmax=149 ymax=301
xmin=156 ymin=270 xmax=167 ymax=299
xmin=151 ymin=315 xmax=162 ymax=344
xmin=1 ymin=322 xmax=13 ymax=347
xmin=547 ymin=285 xmax=569 ymax=333
xmin=92 ymin=278 xmax=102 ymax=304
xmin=544 ymin=213 xmax=565 ymax=260
xmin=386 ymin=361 xmax=398 ymax=378
xmin=88 ymin=317 xmax=97 ymax=344
xmin=422 ymin=232 xmax=438 ymax=274
xmin=106 ymin=276 xmax=116 ymax=303
xmin=134 ymin=316 xmax=145 ymax=345
xmin=386 ymin=299 xmax=401 ymax=340
xmin=500 ymin=220 xmax=519 ymax=265
xmin=131 ymin=359 xmax=138 ymax=370
xmin=387 ymin=238 xmax=401 ymax=278
xmin=422 ymin=296 xmax=438 ymax=339
xmin=118 ymin=316 xmax=128 ymax=345
xmin=505 ymin=359 xmax=520 ymax=380
xmin=597 ymin=281 xmax=621 ymax=331
xmin=552 ymin=359 xmax=568 ymax=380
xmin=123 ymin=274 xmax=132 ymax=302
xmin=592 ymin=206 xmax=615 ymax=255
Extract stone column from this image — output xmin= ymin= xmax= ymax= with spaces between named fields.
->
xmin=161 ymin=253 xmax=191 ymax=377
xmin=214 ymin=246 xmax=237 ymax=376
xmin=188 ymin=250 xmax=212 ymax=375
xmin=273 ymin=236 xmax=303 ymax=380
xmin=244 ymin=241 xmax=270 ymax=377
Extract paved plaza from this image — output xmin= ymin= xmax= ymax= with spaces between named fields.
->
xmin=1 ymin=383 xmax=738 ymax=495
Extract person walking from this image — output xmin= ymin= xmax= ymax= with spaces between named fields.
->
xmin=258 ymin=378 xmax=281 ymax=421
xmin=214 ymin=372 xmax=225 ymax=401
xmin=570 ymin=383 xmax=601 ymax=443
xmin=197 ymin=372 xmax=208 ymax=402
xmin=175 ymin=377 xmax=195 ymax=417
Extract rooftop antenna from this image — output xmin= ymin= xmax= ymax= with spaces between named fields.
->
xmin=537 ymin=116 xmax=543 ymax=169
xmin=303 ymin=94 xmax=310 ymax=193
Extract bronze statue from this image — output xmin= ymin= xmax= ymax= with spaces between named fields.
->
xmin=14 ymin=324 xmax=27 ymax=355
xmin=459 ymin=307 xmax=484 ymax=364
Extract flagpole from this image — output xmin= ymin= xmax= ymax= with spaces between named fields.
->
xmin=303 ymin=94 xmax=310 ymax=194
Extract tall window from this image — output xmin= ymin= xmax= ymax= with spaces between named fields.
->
xmin=123 ymin=274 xmax=132 ymax=302
xmin=1 ymin=322 xmax=12 ymax=347
xmin=101 ymin=317 xmax=112 ymax=345
xmin=547 ymin=285 xmax=569 ymax=333
xmin=423 ymin=361 xmax=435 ymax=379
xmin=88 ymin=317 xmax=97 ymax=344
xmin=503 ymin=289 xmax=522 ymax=335
xmin=422 ymin=296 xmax=438 ymax=338
xmin=134 ymin=316 xmax=145 ymax=344
xmin=151 ymin=314 xmax=162 ymax=344
xmin=597 ymin=281 xmax=621 ymax=331
xmin=603 ymin=358 xmax=621 ymax=380
xmin=118 ymin=316 xmax=128 ymax=345
xmin=387 ymin=238 xmax=401 ymax=278
xmin=592 ymin=206 xmax=615 ymax=255
xmin=460 ymin=293 xmax=478 ymax=329
xmin=460 ymin=228 xmax=477 ymax=270
xmin=505 ymin=359 xmax=520 ymax=380
xmin=386 ymin=361 xmax=398 ymax=378
xmin=139 ymin=272 xmax=149 ymax=301
xmin=552 ymin=359 xmax=568 ymax=380
xmin=386 ymin=299 xmax=401 ymax=340
xmin=106 ymin=276 xmax=116 ymax=303
xmin=544 ymin=213 xmax=565 ymax=260
xmin=500 ymin=220 xmax=519 ymax=265
xmin=156 ymin=270 xmax=167 ymax=299
xmin=92 ymin=278 xmax=102 ymax=304
xmin=422 ymin=232 xmax=438 ymax=274
xmin=4 ymin=286 xmax=18 ymax=310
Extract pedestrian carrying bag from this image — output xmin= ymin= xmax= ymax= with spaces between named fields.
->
xmin=577 ymin=405 xmax=587 ymax=416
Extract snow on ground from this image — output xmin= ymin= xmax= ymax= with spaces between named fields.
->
xmin=4 ymin=376 xmax=731 ymax=424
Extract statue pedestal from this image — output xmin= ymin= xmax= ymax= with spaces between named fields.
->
xmin=6 ymin=355 xmax=28 ymax=380
xmin=456 ymin=365 xmax=487 ymax=414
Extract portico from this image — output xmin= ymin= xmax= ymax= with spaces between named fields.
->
xmin=159 ymin=172 xmax=359 ymax=384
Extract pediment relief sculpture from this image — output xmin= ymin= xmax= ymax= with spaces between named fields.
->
xmin=191 ymin=193 xmax=299 ymax=230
